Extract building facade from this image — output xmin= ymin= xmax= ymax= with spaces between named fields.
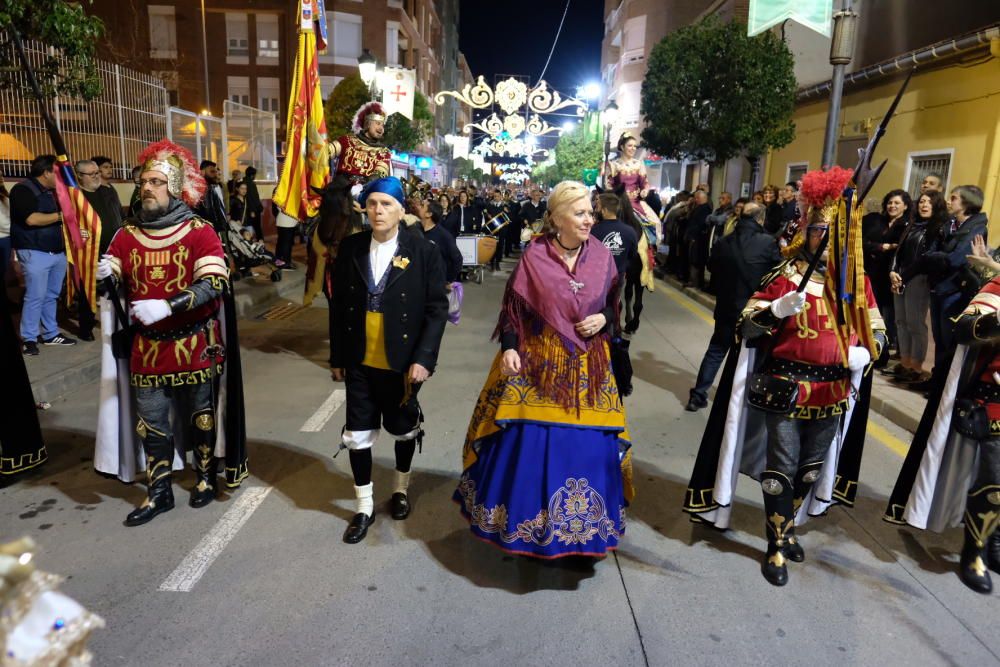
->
xmin=87 ymin=0 xmax=465 ymax=183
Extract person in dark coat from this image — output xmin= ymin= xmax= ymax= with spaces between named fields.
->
xmin=329 ymin=177 xmax=448 ymax=545
xmin=684 ymin=190 xmax=713 ymax=289
xmin=243 ymin=166 xmax=265 ymax=242
xmin=686 ymin=202 xmax=782 ymax=411
xmin=592 ymin=192 xmax=638 ymax=277
xmin=921 ymin=185 xmax=990 ymax=392
xmin=420 ymin=200 xmax=462 ymax=283
xmin=863 ymin=189 xmax=911 ymax=355
xmin=442 ymin=191 xmax=482 ymax=236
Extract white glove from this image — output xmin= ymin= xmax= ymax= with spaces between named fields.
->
xmin=770 ymin=291 xmax=806 ymax=319
xmin=96 ymin=255 xmax=113 ymax=280
xmin=350 ymin=183 xmax=364 ymax=200
xmin=847 ymin=346 xmax=871 ymax=372
xmin=130 ymin=299 xmax=172 ymax=326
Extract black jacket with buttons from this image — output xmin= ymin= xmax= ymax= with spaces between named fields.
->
xmin=329 ymin=228 xmax=448 ymax=373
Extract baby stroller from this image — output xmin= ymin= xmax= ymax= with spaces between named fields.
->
xmin=226 ymin=219 xmax=282 ymax=282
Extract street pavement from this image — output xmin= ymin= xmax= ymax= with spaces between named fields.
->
xmin=3 ymin=256 xmax=999 ymax=667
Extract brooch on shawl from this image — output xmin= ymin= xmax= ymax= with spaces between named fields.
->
xmin=568 ymin=279 xmax=584 ymax=294
xmin=392 ymin=256 xmax=410 ymax=270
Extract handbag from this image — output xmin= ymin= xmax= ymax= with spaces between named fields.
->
xmin=952 ymin=398 xmax=990 ymax=440
xmin=747 ymin=372 xmax=800 ymax=414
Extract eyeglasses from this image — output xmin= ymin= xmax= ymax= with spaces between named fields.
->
xmin=77 ymin=171 xmax=100 ymax=177
xmin=139 ymin=178 xmax=169 ymax=188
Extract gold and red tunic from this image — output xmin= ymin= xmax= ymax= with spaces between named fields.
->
xmin=106 ymin=218 xmax=229 ymax=386
xmin=334 ymin=134 xmax=391 ymax=186
xmin=956 ymin=277 xmax=1000 ymax=425
xmin=744 ymin=260 xmax=884 ymax=419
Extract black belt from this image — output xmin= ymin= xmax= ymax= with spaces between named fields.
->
xmin=970 ymin=381 xmax=1000 ymax=404
xmin=765 ymin=358 xmax=849 ymax=382
xmin=141 ymin=317 xmax=213 ymax=341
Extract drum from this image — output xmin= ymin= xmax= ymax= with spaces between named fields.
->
xmin=477 ymin=235 xmax=497 ymax=264
xmin=484 ymin=212 xmax=510 ymax=237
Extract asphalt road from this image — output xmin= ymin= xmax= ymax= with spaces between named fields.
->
xmin=3 ymin=260 xmax=998 ymax=667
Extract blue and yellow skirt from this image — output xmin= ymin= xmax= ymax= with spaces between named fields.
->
xmin=455 ymin=342 xmax=632 ymax=559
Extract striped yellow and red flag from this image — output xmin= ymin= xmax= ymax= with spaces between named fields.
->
xmin=54 ymin=160 xmax=102 ymax=314
xmin=272 ymin=0 xmax=330 ymax=223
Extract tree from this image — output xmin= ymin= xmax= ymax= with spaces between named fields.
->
xmin=552 ymin=125 xmax=603 ymax=183
xmin=383 ymin=91 xmax=434 ymax=153
xmin=640 ymin=17 xmax=796 ymax=168
xmin=324 ymin=74 xmax=370 ymax=139
xmin=0 ymin=0 xmax=105 ymax=101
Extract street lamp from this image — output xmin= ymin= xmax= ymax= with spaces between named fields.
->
xmin=358 ymin=49 xmax=379 ymax=99
xmin=601 ymin=100 xmax=619 ymax=188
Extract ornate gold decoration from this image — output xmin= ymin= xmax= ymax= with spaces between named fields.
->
xmin=525 ymin=114 xmax=562 ymax=137
xmin=164 ymin=244 xmax=190 ymax=292
xmin=135 ymin=419 xmax=148 ymax=439
xmin=494 ymin=77 xmax=528 ymax=115
xmin=434 ymin=75 xmax=494 ymax=109
xmin=503 ymin=114 xmax=526 ymax=137
xmin=195 ymin=413 xmax=214 ymax=432
xmin=527 ymin=80 xmax=587 ymax=116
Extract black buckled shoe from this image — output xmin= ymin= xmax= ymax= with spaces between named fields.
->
xmin=125 ymin=482 xmax=174 ymax=527
xmin=390 ymin=492 xmax=411 ymax=520
xmin=343 ymin=512 xmax=375 ymax=544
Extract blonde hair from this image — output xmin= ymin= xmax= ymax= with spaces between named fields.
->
xmin=541 ymin=180 xmax=591 ymax=235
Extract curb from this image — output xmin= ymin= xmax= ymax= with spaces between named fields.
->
xmin=30 ymin=269 xmax=306 ymax=403
xmin=655 ymin=271 xmax=920 ymax=435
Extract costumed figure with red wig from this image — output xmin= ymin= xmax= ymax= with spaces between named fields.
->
xmin=303 ymin=101 xmax=391 ymax=307
xmin=884 ymin=205 xmax=1000 ymax=594
xmin=682 ymin=166 xmax=887 ymax=586
xmin=93 ymin=139 xmax=248 ymax=526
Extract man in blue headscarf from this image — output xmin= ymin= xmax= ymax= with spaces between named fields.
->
xmin=329 ymin=176 xmax=449 ymax=544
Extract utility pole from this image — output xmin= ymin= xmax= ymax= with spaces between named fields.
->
xmin=200 ymin=0 xmax=211 ymax=111
xmin=820 ymin=0 xmax=858 ymax=168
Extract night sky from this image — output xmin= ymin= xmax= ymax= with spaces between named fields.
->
xmin=458 ymin=0 xmax=605 ymax=98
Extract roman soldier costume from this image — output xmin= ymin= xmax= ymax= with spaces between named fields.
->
xmin=304 ymin=101 xmax=392 ymax=306
xmin=94 ymin=139 xmax=248 ymax=526
xmin=331 ymin=101 xmax=391 ymax=186
xmin=329 ymin=177 xmax=448 ymax=544
xmin=683 ymin=166 xmax=886 ymax=586
xmin=885 ymin=272 xmax=1000 ymax=593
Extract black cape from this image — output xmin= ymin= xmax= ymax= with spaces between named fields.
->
xmin=0 ymin=286 xmax=46 ymax=478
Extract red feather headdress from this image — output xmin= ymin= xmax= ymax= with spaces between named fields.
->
xmin=799 ymin=166 xmax=854 ymax=210
xmin=352 ymin=101 xmax=386 ymax=134
xmin=137 ymin=139 xmax=207 ymax=208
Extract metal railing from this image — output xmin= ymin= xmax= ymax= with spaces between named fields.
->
xmin=0 ymin=31 xmax=168 ymax=180
xmin=221 ymin=100 xmax=278 ymax=183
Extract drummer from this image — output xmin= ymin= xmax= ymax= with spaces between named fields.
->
xmin=442 ymin=190 xmax=482 ymax=237
xmin=485 ymin=189 xmax=513 ymax=272
xmin=520 ymin=187 xmax=547 ymax=239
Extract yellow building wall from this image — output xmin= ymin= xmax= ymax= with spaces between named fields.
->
xmin=766 ymin=53 xmax=1000 ymax=234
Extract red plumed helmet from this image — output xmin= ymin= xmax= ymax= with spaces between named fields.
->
xmin=799 ymin=166 xmax=854 ymax=209
xmin=352 ymin=101 xmax=387 ymax=134
xmin=137 ymin=138 xmax=207 ymax=208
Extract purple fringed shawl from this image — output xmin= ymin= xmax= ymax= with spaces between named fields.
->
xmin=494 ymin=235 xmax=618 ymax=411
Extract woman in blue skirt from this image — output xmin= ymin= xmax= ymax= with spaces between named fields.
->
xmin=454 ymin=181 xmax=633 ymax=559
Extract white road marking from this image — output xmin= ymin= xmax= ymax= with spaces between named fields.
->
xmin=158 ymin=486 xmax=272 ymax=592
xmin=300 ymin=389 xmax=346 ymax=432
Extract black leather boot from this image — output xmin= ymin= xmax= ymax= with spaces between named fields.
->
xmin=760 ymin=470 xmax=794 ymax=586
xmin=126 ymin=426 xmax=175 ymax=527
xmin=987 ymin=530 xmax=1000 ymax=575
xmin=189 ymin=409 xmax=218 ymax=508
xmin=784 ymin=461 xmax=824 ymax=563
xmin=959 ymin=485 xmax=1000 ymax=593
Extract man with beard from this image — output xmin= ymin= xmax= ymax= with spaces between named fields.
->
xmin=94 ymin=140 xmax=247 ymax=526
xmin=73 ymin=160 xmax=124 ymax=341
xmin=329 ymin=101 xmax=391 ymax=186
xmin=194 ymin=160 xmax=238 ymax=276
